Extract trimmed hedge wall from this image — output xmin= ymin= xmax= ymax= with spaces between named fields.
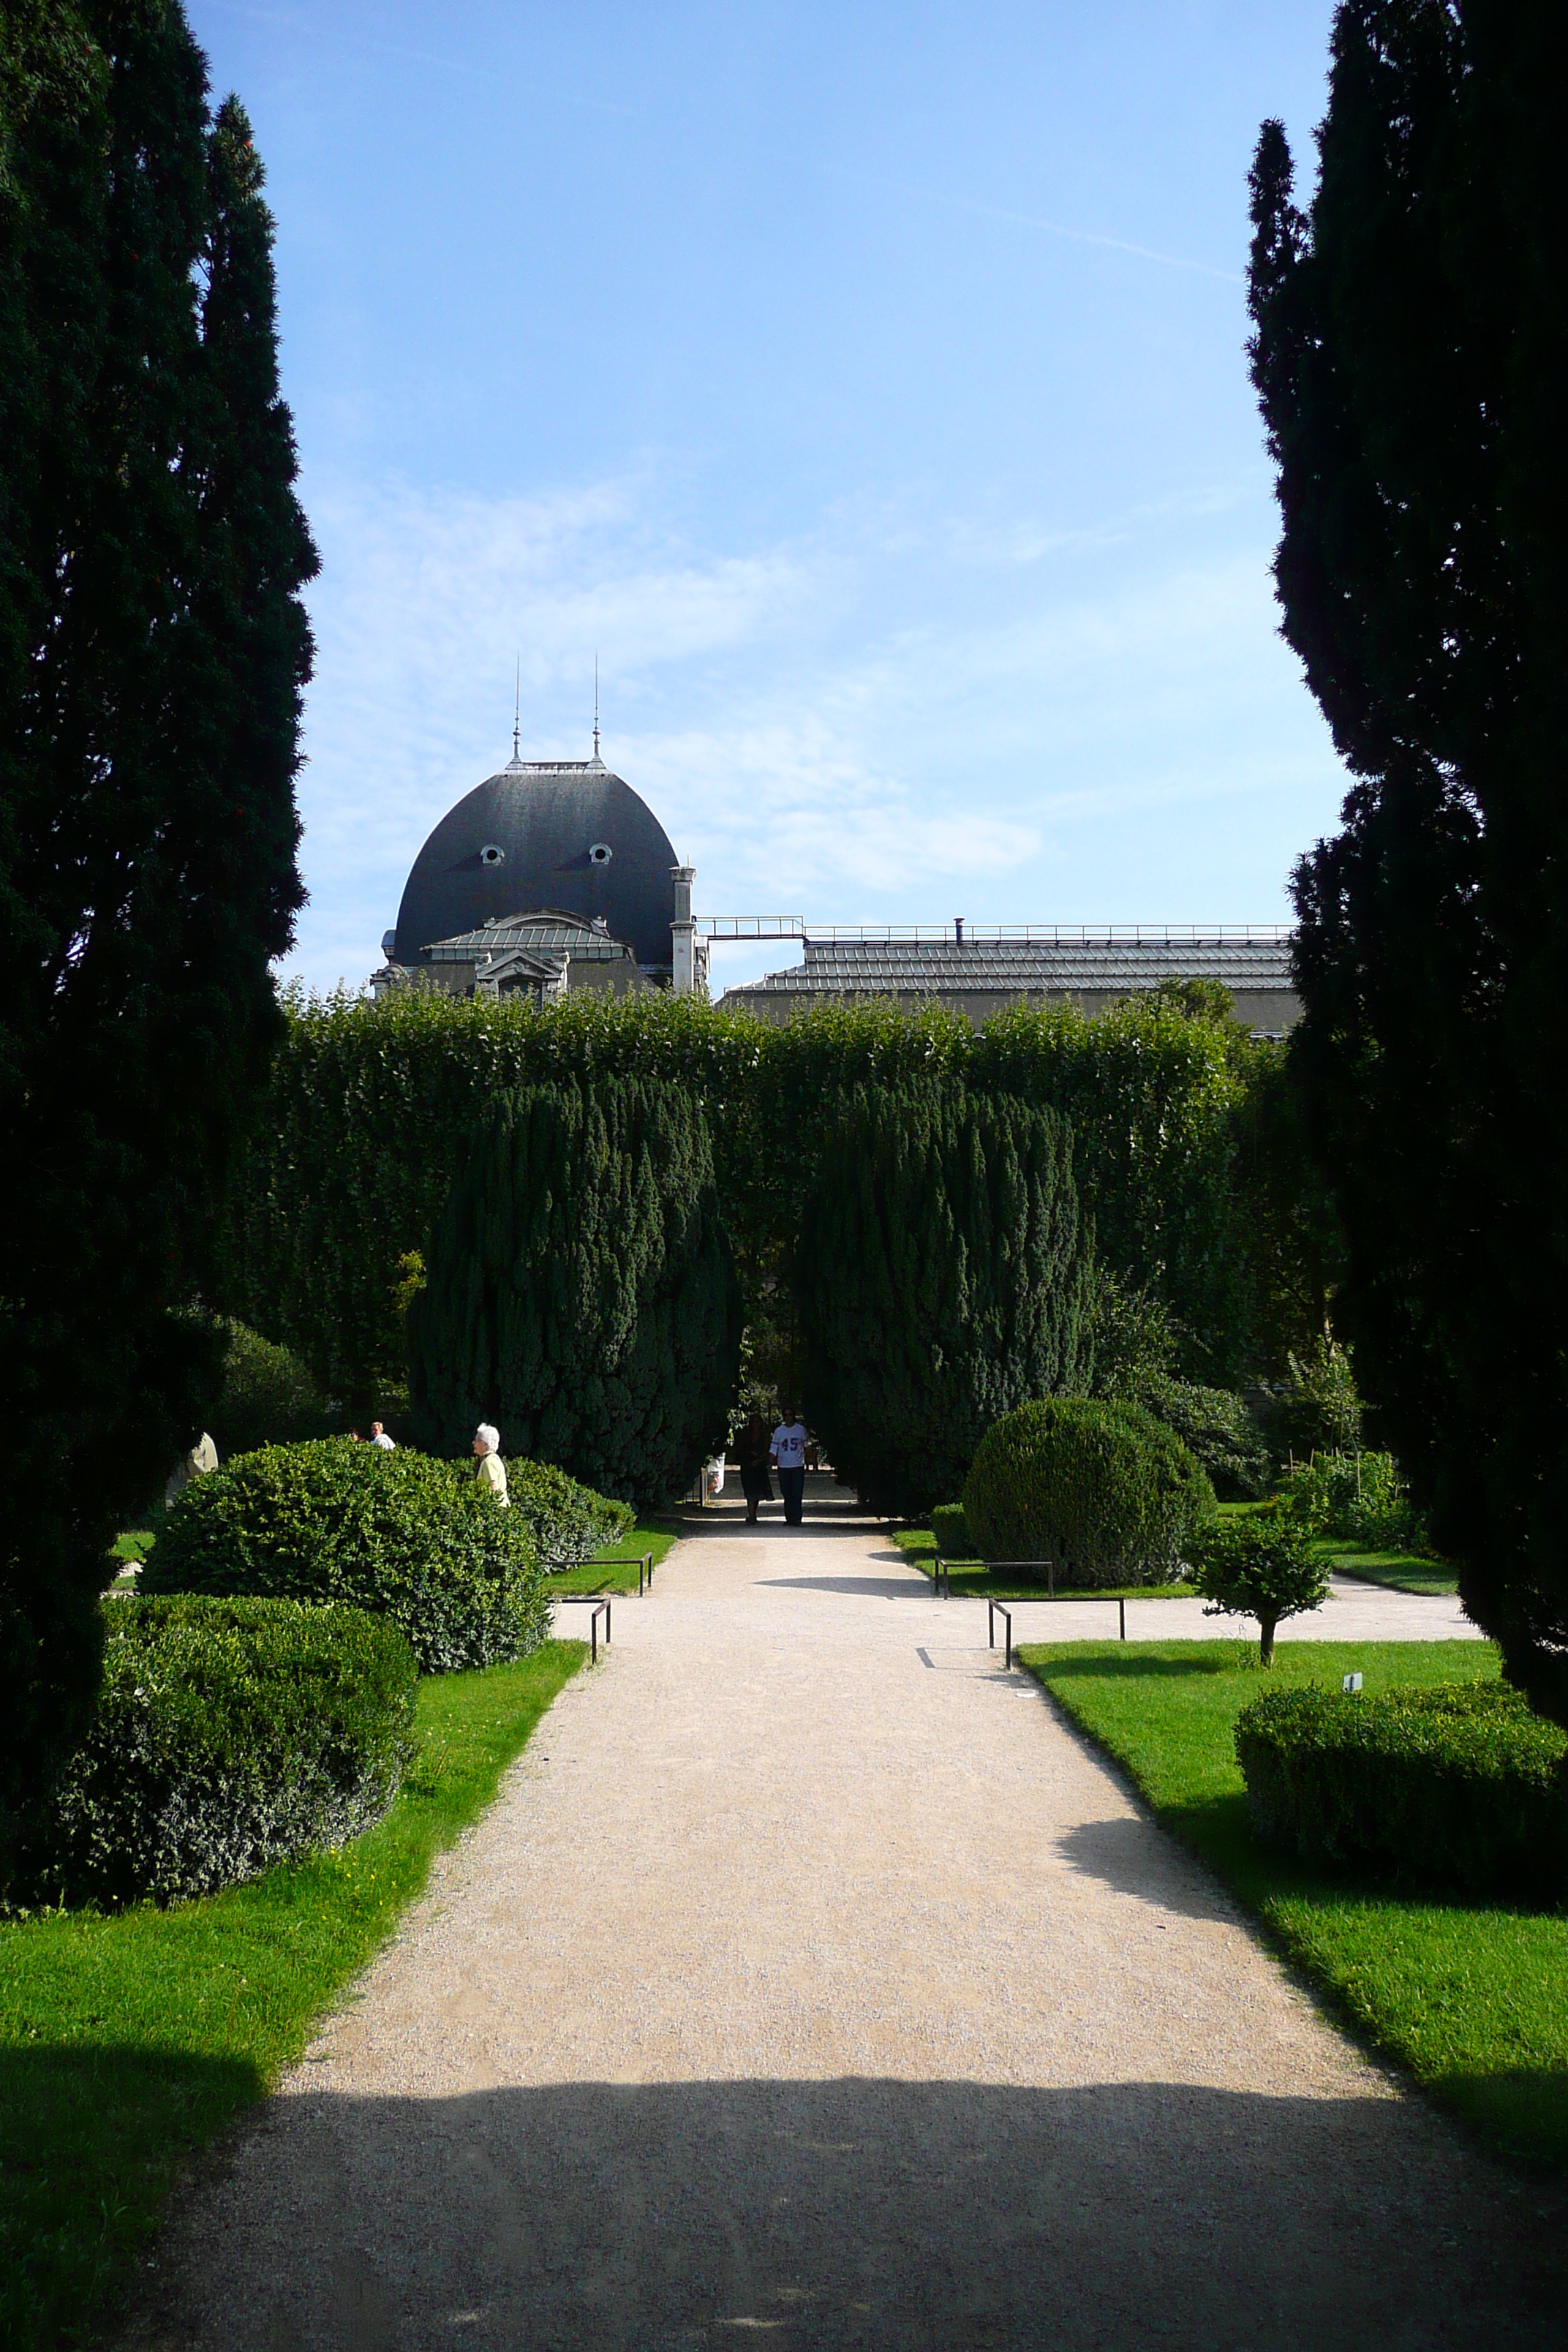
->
xmin=1235 ymin=1680 xmax=1568 ymax=1901
xmin=507 ymin=1458 xmax=634 ymax=1570
xmin=219 ymin=987 xmax=1267 ymax=1409
xmin=962 ymin=1398 xmax=1215 ymax=1586
xmin=143 ymin=1441 xmax=547 ymax=1672
xmin=407 ymin=1077 xmax=741 ymax=1509
xmin=12 ymin=1597 xmax=417 ymax=1909
xmin=796 ymin=1080 xmax=1094 ymax=1518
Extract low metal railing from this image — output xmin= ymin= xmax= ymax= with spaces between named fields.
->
xmin=593 ymin=1550 xmax=655 ymax=1595
xmin=553 ymin=1595 xmax=611 ymax=1661
xmin=987 ymin=1594 xmax=1127 ymax=1667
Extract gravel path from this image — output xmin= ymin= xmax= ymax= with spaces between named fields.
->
xmin=129 ymin=1504 xmax=1558 ymax=2350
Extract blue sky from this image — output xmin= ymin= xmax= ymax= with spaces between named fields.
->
xmin=186 ymin=0 xmax=1344 ymax=995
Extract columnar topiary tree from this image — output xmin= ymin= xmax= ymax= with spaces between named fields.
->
xmin=794 ymin=1080 xmax=1096 ymax=1517
xmin=407 ymin=1078 xmax=742 ymax=1508
xmin=1247 ymin=1 xmax=1568 ymax=1717
xmin=0 ymin=5 xmax=315 ymax=1859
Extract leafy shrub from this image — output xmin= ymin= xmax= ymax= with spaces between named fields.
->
xmin=1235 ymin=1680 xmax=1568 ymax=1901
xmin=143 ymin=1441 xmax=546 ymax=1672
xmin=208 ymin=1317 xmax=331 ymax=1457
xmin=407 ymin=1077 xmax=742 ymax=1509
xmin=931 ymin=1503 xmax=972 ymax=1558
xmin=1137 ymin=1376 xmax=1271 ymax=1501
xmin=506 ymin=1458 xmax=633 ymax=1571
xmin=962 ymin=1399 xmax=1215 ymax=1586
xmin=1280 ymin=1450 xmax=1428 ymax=1552
xmin=1189 ymin=1508 xmax=1330 ymax=1664
xmin=796 ymin=1080 xmax=1095 ymax=1518
xmin=1084 ymin=1270 xmax=1180 ymax=1400
xmin=11 ymin=1597 xmax=416 ymax=1909
xmin=1265 ymin=1337 xmax=1363 ymax=1459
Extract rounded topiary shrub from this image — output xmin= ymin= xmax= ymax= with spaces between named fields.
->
xmin=13 ymin=1596 xmax=417 ymax=1909
xmin=962 ymin=1398 xmax=1215 ymax=1586
xmin=142 ymin=1440 xmax=547 ymax=1672
xmin=506 ymin=1458 xmax=634 ymax=1571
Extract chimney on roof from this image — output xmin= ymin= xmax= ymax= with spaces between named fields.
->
xmin=955 ymin=916 xmax=965 ymax=944
xmin=671 ymin=864 xmax=698 ymax=995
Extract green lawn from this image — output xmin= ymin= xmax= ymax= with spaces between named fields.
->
xmin=889 ymin=1526 xmax=1195 ymax=1601
xmin=545 ymin=1517 xmax=682 ymax=1594
xmin=1019 ymin=1638 xmax=1568 ymax=2169
xmin=0 ymin=1639 xmax=586 ymax=2351
xmin=1319 ymin=1543 xmax=1458 ymax=1597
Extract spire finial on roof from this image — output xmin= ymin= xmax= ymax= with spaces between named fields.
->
xmin=512 ymin=657 xmax=521 ymax=764
xmin=593 ymin=655 xmax=600 ymax=763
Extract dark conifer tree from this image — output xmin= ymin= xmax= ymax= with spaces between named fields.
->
xmin=0 ymin=2 xmax=315 ymax=1857
xmin=1248 ymin=2 xmax=1568 ymax=1716
xmin=408 ymin=1078 xmax=742 ymax=1509
xmin=795 ymin=1080 xmax=1095 ymax=1518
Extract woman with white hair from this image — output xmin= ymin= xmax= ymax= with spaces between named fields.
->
xmin=471 ymin=1423 xmax=508 ymax=1507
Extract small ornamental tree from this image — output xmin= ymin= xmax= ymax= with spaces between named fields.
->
xmin=794 ymin=1081 xmax=1096 ymax=1518
xmin=407 ymin=1077 xmax=742 ymax=1508
xmin=1190 ymin=1509 xmax=1330 ymax=1665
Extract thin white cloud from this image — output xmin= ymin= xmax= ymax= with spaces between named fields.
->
xmin=283 ymin=464 xmax=1339 ymax=990
xmin=818 ymin=162 xmax=1245 ymax=286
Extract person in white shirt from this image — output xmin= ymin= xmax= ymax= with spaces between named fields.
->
xmin=369 ymin=1421 xmax=396 ymax=1450
xmin=770 ymin=1407 xmax=808 ymax=1525
xmin=471 ymin=1422 xmax=508 ymax=1506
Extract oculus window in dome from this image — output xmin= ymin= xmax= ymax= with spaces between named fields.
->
xmin=391 ymin=748 xmax=679 ymax=973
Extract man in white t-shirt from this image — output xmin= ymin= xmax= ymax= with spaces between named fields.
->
xmin=770 ymin=1408 xmax=808 ymax=1525
xmin=369 ymin=1421 xmax=396 ymax=1450
xmin=471 ymin=1422 xmax=509 ymax=1507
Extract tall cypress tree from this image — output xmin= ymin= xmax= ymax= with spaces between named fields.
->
xmin=795 ymin=1080 xmax=1095 ymax=1518
xmin=0 ymin=2 xmax=315 ymax=1857
xmin=1248 ymin=3 xmax=1568 ymax=1716
xmin=408 ymin=1077 xmax=742 ymax=1508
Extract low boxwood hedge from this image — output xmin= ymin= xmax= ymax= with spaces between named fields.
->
xmin=506 ymin=1458 xmax=633 ymax=1569
xmin=1235 ymin=1679 xmax=1568 ymax=1901
xmin=930 ymin=1502 xmax=972 ymax=1558
xmin=143 ymin=1441 xmax=548 ymax=1671
xmin=12 ymin=1597 xmax=417 ymax=1910
xmin=962 ymin=1398 xmax=1215 ymax=1585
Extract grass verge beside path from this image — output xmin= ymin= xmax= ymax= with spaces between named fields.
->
xmin=888 ymin=1526 xmax=1195 ymax=1601
xmin=546 ymin=1518 xmax=681 ymax=1595
xmin=1321 ymin=1545 xmax=1458 ymax=1597
xmin=1020 ymin=1639 xmax=1568 ymax=2171
xmin=0 ymin=1639 xmax=587 ymax=2351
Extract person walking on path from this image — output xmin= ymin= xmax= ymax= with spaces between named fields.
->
xmin=472 ymin=1422 xmax=508 ymax=1506
xmin=369 ymin=1420 xmax=396 ymax=1450
xmin=770 ymin=1405 xmax=808 ymax=1525
xmin=735 ymin=1411 xmax=774 ymax=1524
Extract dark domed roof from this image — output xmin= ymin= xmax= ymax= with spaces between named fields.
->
xmin=392 ymin=756 xmax=679 ymax=972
